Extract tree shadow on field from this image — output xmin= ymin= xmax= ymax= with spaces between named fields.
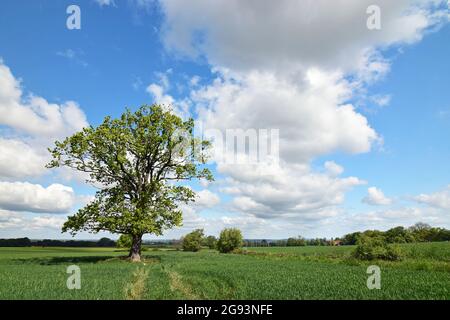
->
xmin=13 ymin=254 xmax=162 ymax=265
xmin=13 ymin=255 xmax=119 ymax=265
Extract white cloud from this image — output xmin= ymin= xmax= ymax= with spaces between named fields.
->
xmin=94 ymin=0 xmax=116 ymax=7
xmin=346 ymin=206 xmax=449 ymax=231
xmin=0 ymin=59 xmax=89 ymax=184
xmin=0 ymin=182 xmax=75 ymax=213
xmin=0 ymin=58 xmax=89 ymax=235
xmin=371 ymin=94 xmax=392 ymax=107
xmin=146 ymin=69 xmax=192 ymax=118
xmin=0 ymin=138 xmax=48 ymax=179
xmin=28 ymin=215 xmax=66 ymax=230
xmin=324 ymin=161 xmax=344 ymax=177
xmin=0 ymin=210 xmax=24 ymax=229
xmin=76 ymin=195 xmax=96 ymax=207
xmin=194 ymin=69 xmax=379 ymax=164
xmin=147 ymin=83 xmax=175 ymax=106
xmin=193 ymin=189 xmax=220 ymax=209
xmin=187 ymin=70 xmax=373 ymax=221
xmin=0 ymin=60 xmax=88 ymax=139
xmin=363 ymin=187 xmax=393 ymax=206
xmin=223 ymin=162 xmax=364 ymax=220
xmin=159 ymin=0 xmax=447 ymax=75
xmin=0 ymin=210 xmax=66 ymax=230
xmin=413 ymin=186 xmax=450 ymax=209
xmin=156 ymin=0 xmax=448 ymax=230
xmin=189 ymin=75 xmax=201 ymax=87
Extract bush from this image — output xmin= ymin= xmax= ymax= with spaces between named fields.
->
xmin=217 ymin=228 xmax=243 ymax=253
xmin=353 ymin=235 xmax=402 ymax=261
xmin=203 ymin=235 xmax=217 ymax=249
xmin=116 ymin=234 xmax=132 ymax=249
xmin=182 ymin=229 xmax=204 ymax=252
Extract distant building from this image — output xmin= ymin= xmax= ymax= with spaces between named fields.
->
xmin=331 ymin=239 xmax=342 ymax=246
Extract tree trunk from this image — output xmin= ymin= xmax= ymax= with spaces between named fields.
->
xmin=129 ymin=235 xmax=142 ymax=262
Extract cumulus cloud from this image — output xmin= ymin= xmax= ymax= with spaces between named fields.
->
xmin=363 ymin=187 xmax=393 ymax=206
xmin=223 ymin=162 xmax=364 ymax=220
xmin=193 ymin=189 xmax=220 ymax=209
xmin=0 ymin=182 xmax=75 ymax=213
xmin=153 ymin=0 xmax=448 ymax=227
xmin=146 ymin=70 xmax=191 ymax=118
xmin=413 ymin=186 xmax=450 ymax=209
xmin=194 ymin=70 xmax=379 ymax=164
xmin=159 ymin=0 xmax=447 ymax=75
xmin=147 ymin=83 xmax=175 ymax=106
xmin=187 ymin=69 xmax=373 ymax=220
xmin=0 ymin=210 xmax=66 ymax=230
xmin=0 ymin=58 xmax=89 ymax=181
xmin=0 ymin=59 xmax=89 ymax=181
xmin=0 ymin=59 xmax=89 ymax=233
xmin=0 ymin=61 xmax=87 ymax=138
xmin=0 ymin=138 xmax=48 ymax=179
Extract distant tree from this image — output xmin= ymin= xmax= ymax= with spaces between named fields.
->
xmin=408 ymin=222 xmax=432 ymax=242
xmin=384 ymin=226 xmax=416 ymax=243
xmin=362 ymin=230 xmax=384 ymax=238
xmin=409 ymin=222 xmax=432 ymax=232
xmin=341 ymin=232 xmax=362 ymax=245
xmin=116 ymin=234 xmax=132 ymax=249
xmin=423 ymin=227 xmax=450 ymax=242
xmin=286 ymin=236 xmax=306 ymax=246
xmin=203 ymin=235 xmax=217 ymax=249
xmin=286 ymin=237 xmax=297 ymax=247
xmin=97 ymin=237 xmax=116 ymax=247
xmin=47 ymin=105 xmax=213 ymax=262
xmin=182 ymin=229 xmax=204 ymax=252
xmin=217 ymin=228 xmax=243 ymax=253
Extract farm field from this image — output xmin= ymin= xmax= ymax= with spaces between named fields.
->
xmin=0 ymin=243 xmax=449 ymax=300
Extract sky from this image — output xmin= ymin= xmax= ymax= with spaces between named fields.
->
xmin=0 ymin=0 xmax=449 ymax=240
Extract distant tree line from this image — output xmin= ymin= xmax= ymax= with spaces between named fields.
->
xmin=0 ymin=237 xmax=116 ymax=247
xmin=1 ymin=223 xmax=448 ymax=248
xmin=340 ymin=223 xmax=450 ymax=245
xmin=243 ymin=238 xmax=331 ymax=247
xmin=243 ymin=222 xmax=450 ymax=247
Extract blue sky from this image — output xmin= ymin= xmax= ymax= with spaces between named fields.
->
xmin=0 ymin=0 xmax=449 ymax=240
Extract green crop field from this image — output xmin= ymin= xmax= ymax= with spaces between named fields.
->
xmin=0 ymin=243 xmax=449 ymax=300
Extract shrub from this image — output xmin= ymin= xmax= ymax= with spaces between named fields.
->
xmin=203 ymin=235 xmax=217 ymax=249
xmin=353 ymin=235 xmax=402 ymax=261
xmin=182 ymin=229 xmax=204 ymax=252
xmin=217 ymin=228 xmax=243 ymax=253
xmin=116 ymin=234 xmax=132 ymax=249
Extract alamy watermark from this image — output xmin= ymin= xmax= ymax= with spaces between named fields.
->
xmin=66 ymin=265 xmax=81 ymax=290
xmin=194 ymin=122 xmax=280 ymax=166
xmin=66 ymin=5 xmax=81 ymax=30
xmin=366 ymin=5 xmax=381 ymax=30
xmin=366 ymin=265 xmax=381 ymax=290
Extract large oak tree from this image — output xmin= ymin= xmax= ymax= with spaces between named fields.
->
xmin=47 ymin=105 xmax=213 ymax=261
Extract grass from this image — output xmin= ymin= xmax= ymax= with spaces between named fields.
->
xmin=0 ymin=243 xmax=448 ymax=299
